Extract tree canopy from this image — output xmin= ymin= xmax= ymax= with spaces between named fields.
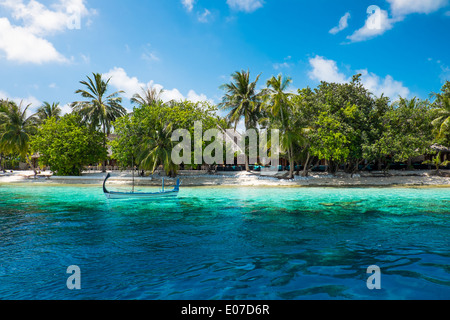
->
xmin=30 ymin=114 xmax=107 ymax=176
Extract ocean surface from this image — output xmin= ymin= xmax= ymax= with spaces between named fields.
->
xmin=0 ymin=184 xmax=449 ymax=300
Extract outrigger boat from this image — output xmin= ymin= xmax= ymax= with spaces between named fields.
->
xmin=103 ymin=173 xmax=180 ymax=200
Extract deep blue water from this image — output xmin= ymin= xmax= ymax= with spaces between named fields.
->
xmin=0 ymin=184 xmax=449 ymax=300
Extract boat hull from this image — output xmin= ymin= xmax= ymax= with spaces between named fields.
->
xmin=105 ymin=191 xmax=179 ymax=200
xmin=103 ymin=173 xmax=181 ymax=200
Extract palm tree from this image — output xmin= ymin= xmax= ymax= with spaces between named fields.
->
xmin=0 ymin=100 xmax=39 ymax=174
xmin=263 ymin=74 xmax=298 ymax=178
xmin=37 ymin=102 xmax=62 ymax=122
xmin=71 ymin=73 xmax=127 ymax=171
xmin=137 ymin=119 xmax=177 ymax=177
xmin=219 ymin=70 xmax=262 ymax=171
xmin=131 ymin=85 xmax=165 ymax=106
xmin=431 ymin=94 xmax=450 ymax=139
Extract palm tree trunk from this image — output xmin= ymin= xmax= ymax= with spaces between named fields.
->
xmin=102 ymin=125 xmax=107 ymax=173
xmin=25 ymin=154 xmax=37 ymax=176
xmin=288 ymin=143 xmax=294 ymax=179
xmin=245 ymin=155 xmax=250 ymax=172
xmin=302 ymin=152 xmax=311 ymax=177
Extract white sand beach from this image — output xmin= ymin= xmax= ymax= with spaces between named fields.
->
xmin=1 ymin=169 xmax=450 ymax=187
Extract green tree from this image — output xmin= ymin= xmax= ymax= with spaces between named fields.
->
xmin=71 ymin=72 xmax=127 ymax=171
xmin=109 ymin=114 xmax=140 ymax=169
xmin=309 ymin=112 xmax=350 ymax=173
xmin=36 ymin=102 xmax=62 ymax=123
xmin=263 ymin=74 xmax=301 ymax=178
xmin=137 ymin=118 xmax=177 ymax=176
xmin=131 ymin=85 xmax=165 ymax=106
xmin=364 ymin=97 xmax=433 ymax=170
xmin=431 ymin=95 xmax=450 ymax=140
xmin=219 ymin=70 xmax=262 ymax=171
xmin=0 ymin=100 xmax=38 ymax=174
xmin=30 ymin=114 xmax=107 ymax=176
xmin=423 ymin=151 xmax=450 ymax=175
xmin=309 ymin=76 xmax=377 ymax=174
xmin=112 ymin=100 xmax=227 ymax=175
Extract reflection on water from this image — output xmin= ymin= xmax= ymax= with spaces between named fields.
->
xmin=0 ymin=184 xmax=449 ymax=299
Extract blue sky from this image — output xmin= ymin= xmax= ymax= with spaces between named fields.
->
xmin=0 ymin=0 xmax=449 ymax=115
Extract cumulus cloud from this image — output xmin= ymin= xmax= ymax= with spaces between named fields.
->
xmin=308 ymin=55 xmax=410 ymax=100
xmin=226 ymin=0 xmax=264 ymax=13
xmin=346 ymin=1 xmax=448 ymax=42
xmin=347 ymin=8 xmax=396 ymax=43
xmin=104 ymin=67 xmax=213 ymax=107
xmin=0 ymin=0 xmax=92 ymax=64
xmin=308 ymin=56 xmax=347 ymax=84
xmin=357 ymin=69 xmax=410 ymax=100
xmin=387 ymin=0 xmax=448 ymax=17
xmin=329 ymin=12 xmax=351 ymax=35
xmin=0 ymin=18 xmax=68 ymax=63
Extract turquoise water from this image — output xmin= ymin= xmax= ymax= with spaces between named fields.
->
xmin=0 ymin=184 xmax=449 ymax=300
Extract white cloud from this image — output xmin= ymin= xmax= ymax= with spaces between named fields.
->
xmin=198 ymin=9 xmax=211 ymax=23
xmin=104 ymin=67 xmax=144 ymax=100
xmin=273 ymin=56 xmax=293 ymax=70
xmin=357 ymin=69 xmax=410 ymax=100
xmin=104 ymin=67 xmax=212 ymax=106
xmin=1 ymin=0 xmax=89 ymax=35
xmin=308 ymin=55 xmax=347 ymax=84
xmin=308 ymin=55 xmax=410 ymax=100
xmin=329 ymin=12 xmax=351 ymax=35
xmin=0 ymin=17 xmax=68 ymax=64
xmin=141 ymin=51 xmax=160 ymax=62
xmin=181 ymin=0 xmax=195 ymax=12
xmin=60 ymin=103 xmax=72 ymax=116
xmin=346 ymin=9 xmax=396 ymax=42
xmin=346 ymin=1 xmax=448 ymax=43
xmin=0 ymin=0 xmax=92 ymax=64
xmin=187 ymin=90 xmax=211 ymax=103
xmin=141 ymin=43 xmax=160 ymax=62
xmin=273 ymin=62 xmax=290 ymax=70
xmin=227 ymin=0 xmax=264 ymax=13
xmin=387 ymin=0 xmax=448 ymax=17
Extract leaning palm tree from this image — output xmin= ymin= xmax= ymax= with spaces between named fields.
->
xmin=131 ymin=85 xmax=165 ymax=106
xmin=262 ymin=74 xmax=297 ymax=178
xmin=263 ymin=74 xmax=293 ymax=126
xmin=137 ymin=119 xmax=177 ymax=177
xmin=219 ymin=70 xmax=262 ymax=171
xmin=431 ymin=94 xmax=450 ymax=139
xmin=0 ymin=100 xmax=39 ymax=174
xmin=71 ymin=73 xmax=127 ymax=171
xmin=37 ymin=102 xmax=62 ymax=122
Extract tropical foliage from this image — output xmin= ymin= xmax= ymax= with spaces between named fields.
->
xmin=111 ymin=99 xmax=227 ymax=176
xmin=1 ymin=72 xmax=449 ymax=177
xmin=30 ymin=114 xmax=106 ymax=176
xmin=71 ymin=72 xmax=127 ymax=171
xmin=36 ymin=102 xmax=62 ymax=122
xmin=0 ymin=100 xmax=38 ymax=173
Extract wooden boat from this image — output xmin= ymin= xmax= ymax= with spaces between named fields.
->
xmin=103 ymin=173 xmax=180 ymax=200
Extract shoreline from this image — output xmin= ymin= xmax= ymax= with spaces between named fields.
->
xmin=1 ymin=170 xmax=450 ymax=188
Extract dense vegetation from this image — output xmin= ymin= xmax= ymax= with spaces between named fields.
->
xmin=0 ymin=71 xmax=449 ymax=177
